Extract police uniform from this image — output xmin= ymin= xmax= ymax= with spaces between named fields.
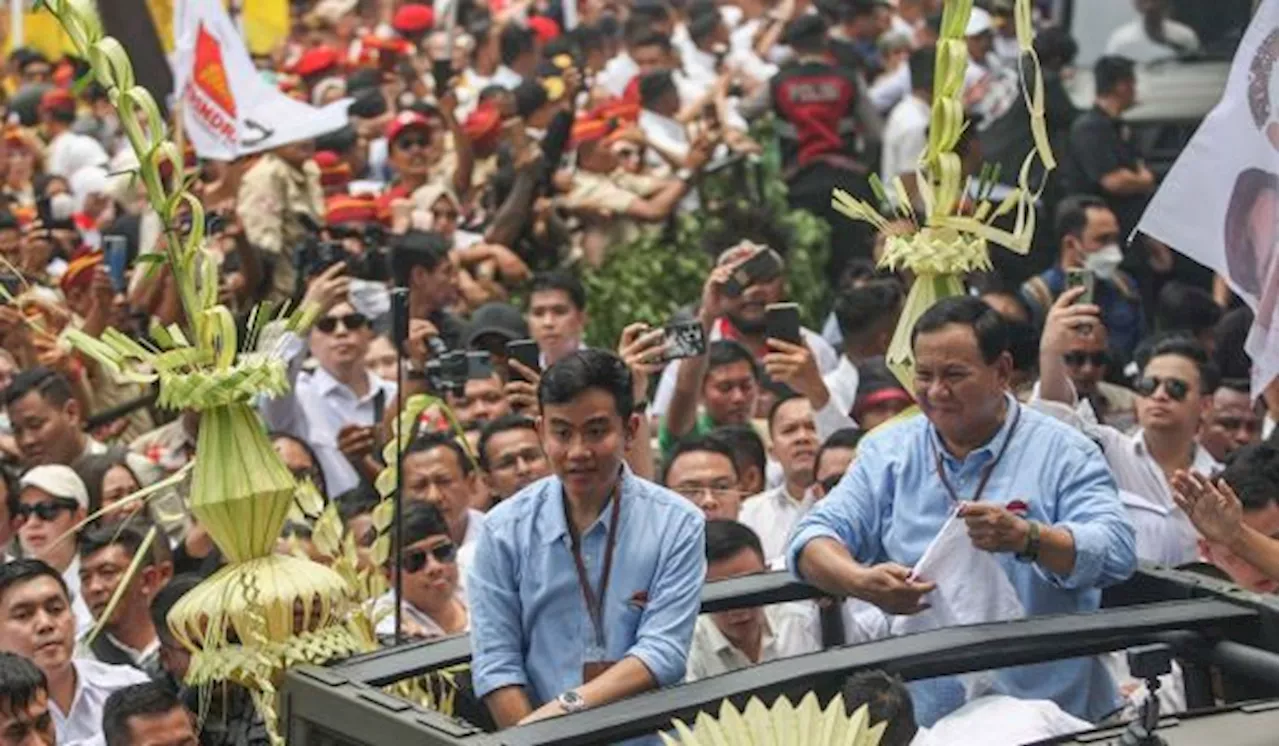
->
xmin=236 ymin=153 xmax=325 ymax=303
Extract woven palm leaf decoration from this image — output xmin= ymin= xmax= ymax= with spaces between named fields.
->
xmin=832 ymin=0 xmax=1054 ymax=389
xmin=660 ymin=693 xmax=887 ymax=746
xmin=39 ymin=0 xmax=362 ymax=741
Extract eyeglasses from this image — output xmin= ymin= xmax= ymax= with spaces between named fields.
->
xmin=396 ymin=135 xmax=431 ymax=151
xmin=401 ymin=542 xmax=458 ymax=573
xmin=673 ymin=483 xmax=746 ymax=502
xmin=1063 ymin=351 xmax=1109 ymax=368
xmin=1135 ymin=375 xmax=1190 ymax=402
xmin=315 ymin=313 xmax=369 ymax=334
xmin=14 ymin=498 xmax=79 ymax=523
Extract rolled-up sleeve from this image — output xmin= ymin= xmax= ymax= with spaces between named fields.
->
xmin=1040 ymin=447 xmax=1137 ymax=590
xmin=787 ymin=453 xmax=883 ymax=579
xmin=627 ymin=511 xmax=706 ymax=686
xmin=467 ymin=521 xmax=529 ymax=699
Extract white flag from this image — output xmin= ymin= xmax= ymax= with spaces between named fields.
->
xmin=1137 ymin=3 xmax=1279 ymax=397
xmin=173 ymin=0 xmax=352 ymax=160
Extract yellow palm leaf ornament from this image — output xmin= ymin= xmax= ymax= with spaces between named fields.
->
xmin=660 ymin=693 xmax=887 ymax=746
xmin=833 ymin=0 xmax=1055 ymax=389
xmin=41 ymin=0 xmax=362 ymax=741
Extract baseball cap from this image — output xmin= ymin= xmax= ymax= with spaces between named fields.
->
xmin=465 ymin=303 xmax=529 ymax=348
xmin=19 ymin=465 xmax=89 ymax=509
xmin=966 ymin=7 xmax=994 ymax=36
xmin=386 ymin=110 xmax=433 ymax=143
xmin=392 ymin=4 xmax=434 ymax=34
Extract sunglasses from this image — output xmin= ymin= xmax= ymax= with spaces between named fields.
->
xmin=315 ymin=313 xmax=369 ymax=334
xmin=1135 ymin=375 xmax=1190 ymax=402
xmin=396 ymin=135 xmax=431 ymax=150
xmin=1063 ymin=351 xmax=1109 ymax=368
xmin=402 ymin=541 xmax=457 ymax=573
xmin=15 ymin=498 xmax=79 ymax=523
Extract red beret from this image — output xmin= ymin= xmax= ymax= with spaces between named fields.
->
xmin=314 ymin=151 xmax=352 ymax=189
xmin=326 ymin=195 xmax=379 ymax=226
xmin=570 ymin=116 xmax=612 ymax=147
xmin=293 ymin=46 xmax=341 ymax=79
xmin=39 ymin=88 xmax=76 ymax=114
xmin=392 ymin=4 xmax=434 ymax=34
xmin=527 ymin=16 xmax=561 ymax=43
xmin=385 ymin=110 xmax=433 ymax=143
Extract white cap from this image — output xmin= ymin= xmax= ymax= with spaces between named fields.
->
xmin=19 ymin=465 xmax=89 ymax=509
xmin=966 ymin=7 xmax=994 ymax=36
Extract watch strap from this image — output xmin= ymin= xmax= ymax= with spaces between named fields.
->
xmin=1016 ymin=520 xmax=1041 ymax=563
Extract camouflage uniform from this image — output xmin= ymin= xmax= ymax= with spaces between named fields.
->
xmin=236 ymin=153 xmax=325 ymax=303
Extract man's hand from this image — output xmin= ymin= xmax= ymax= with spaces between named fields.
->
xmin=1172 ymin=470 xmax=1243 ymax=547
xmin=763 ymin=338 xmax=828 ymax=408
xmin=337 ymin=424 xmax=378 ymax=465
xmin=504 ymin=359 xmax=541 ymax=414
xmin=617 ymin=323 xmax=667 ymax=402
xmin=1041 ymin=286 xmax=1100 ymax=355
xmin=960 ymin=502 xmax=1031 ymax=554
xmin=302 ymin=263 xmax=350 ymax=315
xmin=405 ymin=318 xmax=440 ymax=367
xmin=849 ymin=563 xmax=935 ymax=615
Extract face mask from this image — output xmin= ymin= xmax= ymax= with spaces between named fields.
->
xmin=1083 ymin=243 xmax=1123 ymax=280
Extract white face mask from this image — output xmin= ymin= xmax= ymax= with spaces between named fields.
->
xmin=1083 ymin=243 xmax=1123 ymax=280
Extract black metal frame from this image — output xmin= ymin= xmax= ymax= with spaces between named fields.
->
xmin=280 ymin=567 xmax=1279 ymax=746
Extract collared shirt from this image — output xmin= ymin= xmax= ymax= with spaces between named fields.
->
xmin=492 ymin=65 xmax=523 ymax=90
xmin=62 ymin=557 xmax=94 ymax=638
xmin=236 ymin=153 xmax=325 ymax=303
xmin=740 ymin=484 xmax=816 ymax=565
xmin=76 ymin=632 xmax=163 ymax=679
xmin=468 ymin=469 xmax=706 ymax=709
xmin=911 ymin=694 xmax=1092 ymax=746
xmin=824 ymin=355 xmax=861 ymax=418
xmin=53 ymin=659 xmax=150 ymax=745
xmin=261 ymin=361 xmax=398 ymax=498
xmin=684 ymin=601 xmax=822 ymax=682
xmin=456 ymin=507 xmax=486 ymax=600
xmin=374 ymin=593 xmax=469 ymax=638
xmin=788 ymin=397 xmax=1136 ymax=726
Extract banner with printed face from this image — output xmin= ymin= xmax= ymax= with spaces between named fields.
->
xmin=1137 ymin=3 xmax=1279 ymax=397
xmin=174 ymin=0 xmax=350 ymax=160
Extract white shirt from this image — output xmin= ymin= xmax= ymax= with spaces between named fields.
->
xmin=492 ymin=65 xmax=524 ymax=90
xmin=881 ymin=94 xmax=931 ymax=184
xmin=911 ymin=695 xmax=1092 ymax=746
xmin=455 ymin=507 xmax=486 ymax=601
xmin=1029 ymin=390 xmax=1215 ymax=565
xmin=870 ymin=63 xmax=911 ymax=114
xmin=639 ymin=109 xmax=691 ymax=163
xmin=62 ymin=556 xmax=94 ymax=638
xmin=54 ymin=659 xmax=149 ymax=746
xmin=738 ymin=484 xmax=816 ymax=564
xmin=824 ymin=355 xmax=860 ymax=418
xmin=684 ymin=601 xmax=822 ymax=682
xmin=373 ymin=592 xmax=469 ymax=638
xmin=261 ymin=360 xmax=398 ymax=498
xmin=1106 ymin=19 xmax=1201 ymax=63
xmin=600 ymin=52 xmax=639 ymax=98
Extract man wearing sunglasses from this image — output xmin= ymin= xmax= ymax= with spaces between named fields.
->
xmin=1060 ymin=321 xmax=1138 ymax=431
xmin=13 ymin=466 xmax=94 ymax=636
xmin=469 ymin=349 xmax=705 ymax=732
xmin=375 ymin=112 xmax=440 ymax=222
xmin=376 ymin=501 xmax=469 ymax=640
xmin=262 ymin=286 xmax=397 ymax=498
xmin=1037 ymin=289 xmax=1216 ymax=567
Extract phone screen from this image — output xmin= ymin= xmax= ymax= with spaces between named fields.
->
xmin=104 ymin=236 xmax=128 ymax=293
xmin=662 ymin=321 xmax=707 ymax=362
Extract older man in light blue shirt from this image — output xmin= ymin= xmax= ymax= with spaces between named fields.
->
xmin=789 ymin=296 xmax=1136 ymax=727
xmin=469 ymin=349 xmax=705 ymax=731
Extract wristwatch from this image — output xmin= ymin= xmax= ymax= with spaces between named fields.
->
xmin=1015 ymin=520 xmax=1041 ymax=563
xmin=557 ymin=690 xmax=588 ymax=714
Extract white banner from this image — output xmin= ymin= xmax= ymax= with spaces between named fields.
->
xmin=1137 ymin=3 xmax=1279 ymax=397
xmin=173 ymin=0 xmax=352 ymax=160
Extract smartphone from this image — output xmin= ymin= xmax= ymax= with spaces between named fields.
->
xmin=35 ymin=196 xmax=53 ymax=227
xmin=204 ymin=211 xmax=226 ymax=235
xmin=662 ymin=320 xmax=707 ymax=362
xmin=505 ymin=339 xmax=541 ymax=380
xmin=432 ymin=58 xmax=453 ymax=98
xmin=103 ymin=235 xmax=128 ymax=293
xmin=722 ymin=248 xmax=783 ymax=298
xmin=1065 ymin=268 xmax=1095 ymax=305
xmin=765 ymin=302 xmax=803 ymax=345
xmin=466 ymin=350 xmax=494 ymax=380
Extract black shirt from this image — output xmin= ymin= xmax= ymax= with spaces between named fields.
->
xmin=1065 ymin=104 xmax=1150 ymax=236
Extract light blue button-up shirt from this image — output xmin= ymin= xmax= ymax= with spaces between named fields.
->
xmin=468 ymin=467 xmax=706 ymax=711
xmin=788 ymin=396 xmax=1137 ymax=726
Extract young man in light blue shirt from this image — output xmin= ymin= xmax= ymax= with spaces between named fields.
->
xmin=789 ymin=296 xmax=1137 ymax=727
xmin=469 ymin=349 xmax=706 ymax=729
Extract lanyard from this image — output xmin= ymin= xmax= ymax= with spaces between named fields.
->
xmin=933 ymin=404 xmax=1022 ymax=504
xmin=567 ymin=483 xmax=623 ymax=650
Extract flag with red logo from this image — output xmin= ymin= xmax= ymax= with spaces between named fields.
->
xmin=174 ymin=0 xmax=351 ymax=160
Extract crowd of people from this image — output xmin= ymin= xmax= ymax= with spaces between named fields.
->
xmin=0 ymin=0 xmax=1275 ymax=744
